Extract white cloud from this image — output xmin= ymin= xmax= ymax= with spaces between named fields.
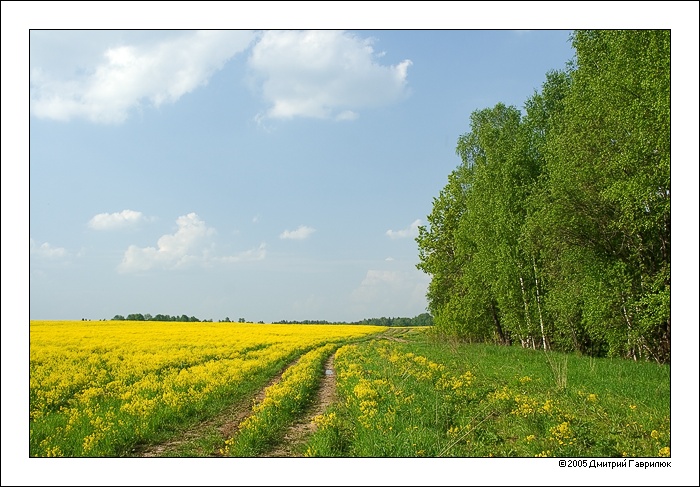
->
xmin=30 ymin=238 xmax=67 ymax=258
xmin=117 ymin=212 xmax=267 ymax=273
xmin=351 ymin=269 xmax=429 ymax=316
xmin=249 ymin=30 xmax=412 ymax=121
xmin=30 ymin=30 xmax=256 ymax=123
xmin=88 ymin=209 xmax=146 ymax=230
xmin=359 ymin=270 xmax=402 ymax=287
xmin=336 ymin=110 xmax=359 ymax=121
xmin=279 ymin=225 xmax=316 ymax=240
xmin=118 ymin=212 xmax=215 ymax=272
xmin=217 ymin=243 xmax=267 ymax=263
xmin=386 ymin=219 xmax=422 ymax=239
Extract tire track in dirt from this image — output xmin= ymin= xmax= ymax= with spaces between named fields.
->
xmin=262 ymin=328 xmax=414 ymax=457
xmin=263 ymin=354 xmax=337 ymax=457
xmin=132 ymin=357 xmax=301 ymax=457
xmin=134 ymin=329 xmax=412 ymax=457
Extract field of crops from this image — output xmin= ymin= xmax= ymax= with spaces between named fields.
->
xmin=29 ymin=320 xmax=385 ymax=457
xmin=30 ymin=320 xmax=671 ymax=461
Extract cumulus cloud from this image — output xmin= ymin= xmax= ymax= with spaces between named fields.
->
xmin=386 ymin=219 xmax=422 ymax=239
xmin=117 ymin=212 xmax=267 ymax=273
xmin=30 ymin=30 xmax=256 ymax=123
xmin=249 ymin=30 xmax=412 ymax=121
xmin=30 ymin=238 xmax=67 ymax=258
xmin=359 ymin=270 xmax=402 ymax=287
xmin=351 ymin=269 xmax=429 ymax=315
xmin=118 ymin=212 xmax=215 ymax=273
xmin=88 ymin=209 xmax=146 ymax=230
xmin=279 ymin=225 xmax=316 ymax=240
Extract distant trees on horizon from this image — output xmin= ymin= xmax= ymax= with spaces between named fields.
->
xmin=111 ymin=313 xmax=212 ymax=323
xmin=109 ymin=312 xmax=433 ymax=326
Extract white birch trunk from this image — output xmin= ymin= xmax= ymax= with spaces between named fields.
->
xmin=518 ymin=274 xmax=535 ymax=349
xmin=532 ymin=256 xmax=548 ymax=351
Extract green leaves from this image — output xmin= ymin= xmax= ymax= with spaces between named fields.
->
xmin=542 ymin=30 xmax=670 ymax=361
xmin=417 ymin=30 xmax=670 ymax=362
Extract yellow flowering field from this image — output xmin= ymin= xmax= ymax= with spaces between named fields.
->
xmin=29 ymin=320 xmax=385 ymax=457
xmin=221 ymin=342 xmax=338 ymax=456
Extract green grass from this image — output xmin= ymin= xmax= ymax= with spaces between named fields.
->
xmin=221 ymin=343 xmax=338 ymax=457
xmin=31 ymin=349 xmax=305 ymax=457
xmin=302 ymin=330 xmax=670 ymax=458
xmin=32 ymin=326 xmax=669 ymax=458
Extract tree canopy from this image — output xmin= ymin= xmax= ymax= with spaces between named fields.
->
xmin=416 ymin=30 xmax=670 ymax=362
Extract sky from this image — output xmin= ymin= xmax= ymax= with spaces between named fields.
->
xmin=25 ymin=28 xmax=584 ymax=323
xmin=4 ymin=2 xmax=700 ymax=485
xmin=16 ymin=8 xmax=699 ymax=326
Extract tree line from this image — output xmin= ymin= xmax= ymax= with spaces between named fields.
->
xmin=112 ymin=313 xmax=214 ymax=322
xmin=416 ymin=30 xmax=670 ymax=363
xmin=110 ymin=313 xmax=432 ymax=327
xmin=273 ymin=314 xmax=432 ymax=327
xmin=354 ymin=313 xmax=433 ymax=327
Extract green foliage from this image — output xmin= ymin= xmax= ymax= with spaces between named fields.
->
xmin=416 ymin=30 xmax=670 ymax=362
xmin=221 ymin=344 xmax=337 ymax=457
xmin=540 ymin=30 xmax=670 ymax=361
xmin=30 ymin=350 xmax=302 ymax=457
xmin=303 ymin=331 xmax=670 ymax=458
xmin=356 ymin=313 xmax=434 ymax=327
xmin=108 ymin=313 xmax=432 ymax=326
xmin=114 ymin=313 xmax=203 ymax=322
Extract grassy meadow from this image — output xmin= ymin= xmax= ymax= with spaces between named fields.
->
xmin=30 ymin=321 xmax=670 ymax=458
xmin=303 ymin=329 xmax=670 ymax=458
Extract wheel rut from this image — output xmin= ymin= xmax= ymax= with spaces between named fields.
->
xmin=132 ymin=357 xmax=301 ymax=458
xmin=263 ymin=354 xmax=337 ymax=457
xmin=133 ymin=329 xmax=410 ymax=457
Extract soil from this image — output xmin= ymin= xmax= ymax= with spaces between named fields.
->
xmin=132 ymin=354 xmax=335 ymax=458
xmin=264 ymin=354 xmax=337 ymax=457
xmin=132 ymin=357 xmax=302 ymax=457
xmin=133 ymin=328 xmax=412 ymax=458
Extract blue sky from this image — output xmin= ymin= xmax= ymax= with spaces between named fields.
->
xmin=4 ymin=2 xmax=699 ymax=485
xmin=26 ymin=28 xmax=582 ymax=322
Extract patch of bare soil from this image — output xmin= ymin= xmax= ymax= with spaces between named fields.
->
xmin=133 ymin=328 xmax=410 ymax=458
xmin=132 ymin=358 xmax=300 ymax=458
xmin=262 ymin=329 xmax=415 ymax=457
xmin=379 ymin=327 xmax=412 ymax=342
xmin=263 ymin=354 xmax=337 ymax=457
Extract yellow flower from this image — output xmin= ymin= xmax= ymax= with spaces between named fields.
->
xmin=587 ymin=393 xmax=597 ymax=402
xmin=540 ymin=399 xmax=554 ymax=414
xmin=549 ymin=421 xmax=575 ymax=446
xmin=658 ymin=446 xmax=670 ymax=457
xmin=489 ymin=386 xmax=511 ymax=401
xmin=312 ymin=412 xmax=338 ymax=429
xmin=651 ymin=430 xmax=660 ymax=440
xmin=45 ymin=446 xmax=63 ymax=457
